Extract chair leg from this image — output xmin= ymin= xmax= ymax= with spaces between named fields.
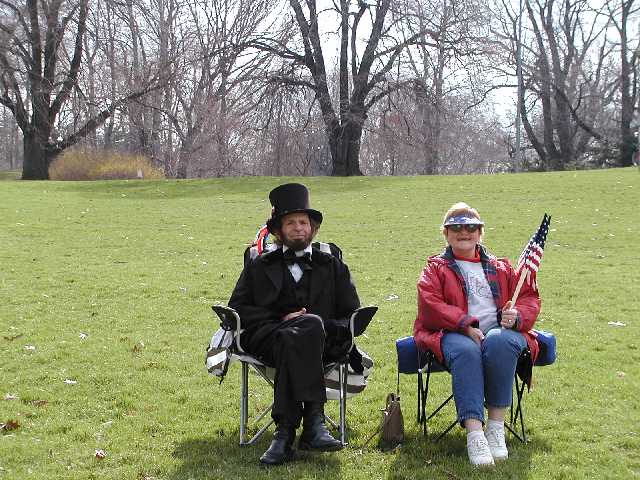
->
xmin=247 ymin=417 xmax=275 ymax=445
xmin=418 ymin=368 xmax=428 ymax=436
xmin=505 ymin=373 xmax=527 ymax=443
xmin=510 ymin=390 xmax=514 ymax=424
xmin=240 ymin=361 xmax=249 ymax=445
xmin=515 ymin=376 xmax=527 ymax=442
xmin=421 ymin=357 xmax=436 ymax=437
xmin=238 ymin=358 xmax=352 ymax=447
xmin=420 ymin=355 xmax=458 ymax=442
xmin=426 ymin=394 xmax=454 ymax=422
xmin=339 ymin=361 xmax=347 ymax=446
xmin=417 ymin=369 xmax=423 ymax=425
xmin=434 ymin=419 xmax=458 ymax=443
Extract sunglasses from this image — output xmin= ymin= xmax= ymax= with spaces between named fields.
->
xmin=446 ymin=224 xmax=481 ymax=233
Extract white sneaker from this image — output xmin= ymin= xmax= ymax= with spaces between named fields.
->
xmin=466 ymin=431 xmax=495 ymax=467
xmin=485 ymin=425 xmax=508 ymax=460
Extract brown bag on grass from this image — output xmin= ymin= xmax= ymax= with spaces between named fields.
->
xmin=363 ymin=392 xmax=404 ymax=451
xmin=378 ymin=392 xmax=404 ymax=450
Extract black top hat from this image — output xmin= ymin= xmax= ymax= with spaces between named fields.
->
xmin=266 ymin=183 xmax=323 ymax=233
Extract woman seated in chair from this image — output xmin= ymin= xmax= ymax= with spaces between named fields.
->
xmin=413 ymin=202 xmax=540 ymax=466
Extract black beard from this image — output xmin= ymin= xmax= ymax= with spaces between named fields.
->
xmin=282 ymin=237 xmax=311 ymax=251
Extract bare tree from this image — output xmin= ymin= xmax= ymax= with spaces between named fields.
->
xmin=0 ymin=107 xmax=21 ymax=169
xmin=608 ymin=0 xmax=639 ymax=166
xmin=499 ymin=0 xmax=614 ymax=170
xmin=0 ymin=0 xmax=161 ymax=179
xmin=253 ymin=0 xmax=444 ymax=176
xmin=159 ymin=0 xmax=274 ymax=178
xmin=361 ymin=89 xmax=509 ymax=175
xmin=394 ymin=0 xmax=497 ymax=174
xmin=249 ymin=85 xmax=330 ymax=175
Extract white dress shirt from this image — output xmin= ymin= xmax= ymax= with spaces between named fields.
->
xmin=282 ymin=244 xmax=313 ymax=282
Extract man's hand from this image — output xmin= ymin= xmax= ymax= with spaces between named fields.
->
xmin=464 ymin=326 xmax=485 ymax=345
xmin=501 ymin=301 xmax=518 ymax=329
xmin=282 ymin=308 xmax=306 ymax=321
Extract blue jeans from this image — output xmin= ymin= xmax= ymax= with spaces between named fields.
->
xmin=441 ymin=328 xmax=526 ymax=426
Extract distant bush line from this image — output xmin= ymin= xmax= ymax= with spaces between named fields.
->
xmin=49 ymin=150 xmax=164 ymax=181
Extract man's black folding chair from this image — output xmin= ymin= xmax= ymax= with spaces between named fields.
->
xmin=396 ymin=331 xmax=556 ymax=443
xmin=210 ymin=241 xmax=377 ymax=446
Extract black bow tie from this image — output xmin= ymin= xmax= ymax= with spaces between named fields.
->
xmin=283 ymin=249 xmax=313 ymax=270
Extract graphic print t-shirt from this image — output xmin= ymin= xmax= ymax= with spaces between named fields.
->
xmin=455 ymin=260 xmax=498 ymax=333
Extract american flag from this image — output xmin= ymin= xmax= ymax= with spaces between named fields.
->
xmin=516 ymin=213 xmax=551 ymax=290
xmin=253 ymin=225 xmax=269 ymax=254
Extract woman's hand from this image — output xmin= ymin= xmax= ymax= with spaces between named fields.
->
xmin=501 ymin=301 xmax=518 ymax=329
xmin=464 ymin=325 xmax=485 ymax=345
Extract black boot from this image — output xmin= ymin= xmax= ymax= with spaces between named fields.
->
xmin=298 ymin=402 xmax=343 ymax=451
xmin=259 ymin=423 xmax=296 ymax=465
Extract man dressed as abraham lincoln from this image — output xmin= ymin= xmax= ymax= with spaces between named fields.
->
xmin=229 ymin=183 xmax=361 ymax=465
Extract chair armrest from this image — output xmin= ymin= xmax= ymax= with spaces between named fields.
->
xmin=350 ymin=306 xmax=378 ymax=337
xmin=516 ymin=329 xmax=556 ymax=385
xmin=533 ymin=329 xmax=556 ymax=366
xmin=211 ymin=305 xmax=244 ymax=353
xmin=211 ymin=305 xmax=240 ymax=330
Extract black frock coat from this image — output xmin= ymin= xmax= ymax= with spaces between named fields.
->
xmin=228 ymin=246 xmax=361 ymax=360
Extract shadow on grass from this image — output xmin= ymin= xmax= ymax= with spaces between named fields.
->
xmin=170 ymin=431 xmax=343 ymax=479
xmin=385 ymin=428 xmax=552 ymax=480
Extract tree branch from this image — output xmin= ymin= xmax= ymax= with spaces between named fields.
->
xmin=50 ymin=0 xmax=88 ymax=121
xmin=58 ymin=82 xmax=162 ymax=152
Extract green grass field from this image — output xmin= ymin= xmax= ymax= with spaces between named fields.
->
xmin=1 ymin=168 xmax=639 ymax=479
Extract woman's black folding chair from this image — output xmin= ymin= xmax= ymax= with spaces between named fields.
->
xmin=395 ymin=331 xmax=556 ymax=443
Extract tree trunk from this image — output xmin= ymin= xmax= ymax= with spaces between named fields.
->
xmin=618 ymin=0 xmax=636 ymax=167
xmin=345 ymin=121 xmax=364 ymax=176
xmin=281 ymin=0 xmax=399 ymax=177
xmin=84 ymin=30 xmax=98 ymax=148
xmin=176 ymin=148 xmax=189 ymax=179
xmin=216 ymin=65 xmax=230 ymax=176
xmin=322 ymin=107 xmax=364 ymax=176
xmin=329 ymin=126 xmax=361 ymax=176
xmin=175 ymin=129 xmax=198 ymax=179
xmin=272 ymin=94 xmax=284 ymax=175
xmin=22 ymin=132 xmax=50 ymax=180
xmin=125 ymin=0 xmax=146 ymax=155
xmin=104 ymin=1 xmax=117 ymax=148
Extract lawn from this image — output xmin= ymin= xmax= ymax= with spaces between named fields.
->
xmin=1 ymin=168 xmax=639 ymax=479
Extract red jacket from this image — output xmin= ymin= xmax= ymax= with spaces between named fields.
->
xmin=413 ymin=246 xmax=540 ymax=367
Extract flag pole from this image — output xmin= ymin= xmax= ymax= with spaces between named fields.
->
xmin=511 ymin=213 xmax=550 ymax=304
xmin=511 ymin=268 xmax=527 ymax=304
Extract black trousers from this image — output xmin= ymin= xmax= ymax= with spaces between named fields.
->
xmin=244 ymin=314 xmax=327 ymax=426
